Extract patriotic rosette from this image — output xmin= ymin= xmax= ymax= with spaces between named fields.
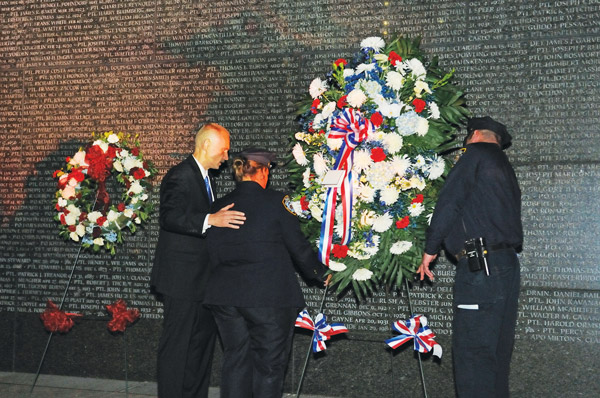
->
xmin=288 ymin=35 xmax=469 ymax=298
xmin=385 ymin=314 xmax=442 ymax=358
xmin=295 ymin=310 xmax=349 ymax=353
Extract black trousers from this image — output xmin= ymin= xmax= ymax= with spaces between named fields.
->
xmin=157 ymin=296 xmax=217 ymax=398
xmin=452 ymin=249 xmax=520 ymax=398
xmin=210 ymin=305 xmax=298 ymax=398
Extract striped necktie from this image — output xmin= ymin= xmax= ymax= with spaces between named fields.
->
xmin=204 ymin=175 xmax=213 ymax=204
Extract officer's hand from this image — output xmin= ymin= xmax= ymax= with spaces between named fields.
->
xmin=324 ymin=274 xmax=332 ymax=287
xmin=417 ymin=253 xmax=438 ymax=281
xmin=207 ymin=203 xmax=246 ymax=229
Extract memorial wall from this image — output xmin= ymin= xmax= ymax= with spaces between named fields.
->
xmin=1 ymin=0 xmax=599 ymax=396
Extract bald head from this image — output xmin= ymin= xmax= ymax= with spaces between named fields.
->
xmin=193 ymin=123 xmax=231 ymax=170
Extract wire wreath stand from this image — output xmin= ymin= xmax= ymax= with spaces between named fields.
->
xmin=294 ymin=277 xmax=432 ymax=398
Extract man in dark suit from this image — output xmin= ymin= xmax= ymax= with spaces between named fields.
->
xmin=151 ymin=123 xmax=246 ymax=398
xmin=204 ymin=148 xmax=328 ymax=398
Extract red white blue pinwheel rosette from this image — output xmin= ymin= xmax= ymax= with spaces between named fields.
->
xmin=385 ymin=314 xmax=442 ymax=358
xmin=295 ymin=310 xmax=349 ymax=353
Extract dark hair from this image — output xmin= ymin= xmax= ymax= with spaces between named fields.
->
xmin=232 ymin=157 xmax=267 ymax=181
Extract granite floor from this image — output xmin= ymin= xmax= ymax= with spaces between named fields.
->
xmin=0 ymin=372 xmax=339 ymax=398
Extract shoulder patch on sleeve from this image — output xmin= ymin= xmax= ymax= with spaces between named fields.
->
xmin=282 ymin=195 xmax=298 ymax=216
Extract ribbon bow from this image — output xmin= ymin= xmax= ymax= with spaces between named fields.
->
xmin=40 ymin=300 xmax=82 ymax=333
xmin=295 ymin=310 xmax=348 ymax=352
xmin=319 ymin=108 xmax=373 ymax=265
xmin=106 ymin=299 xmax=140 ymax=332
xmin=385 ymin=314 xmax=442 ymax=358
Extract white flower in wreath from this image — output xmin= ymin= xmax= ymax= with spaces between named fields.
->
xmin=329 ymin=260 xmax=347 ymax=272
xmin=414 ymin=80 xmax=432 ymax=98
xmin=356 ymin=63 xmax=376 ymax=76
xmin=414 ymin=155 xmax=426 ymax=170
xmin=359 ymin=210 xmax=376 ymax=226
xmin=322 ymin=101 xmax=336 ymax=118
xmin=313 ymin=113 xmax=326 ymax=129
xmin=123 ymin=208 xmax=134 ymax=218
xmin=309 ymin=203 xmax=322 ymax=222
xmin=367 ymin=162 xmax=396 ymax=190
xmin=122 ymin=156 xmax=142 ymax=172
xmin=357 ymin=183 xmax=375 ymax=203
xmin=107 ymin=210 xmax=119 ymax=222
xmin=390 ymin=241 xmax=412 ymax=255
xmin=343 ymin=68 xmax=355 ymax=78
xmin=309 ymin=77 xmax=328 ymax=99
xmin=372 ymin=213 xmax=393 ymax=233
xmin=429 ymin=102 xmax=441 ymax=119
xmin=92 ymin=140 xmax=109 ymax=152
xmin=135 ymin=217 xmax=142 ymax=224
xmin=385 ymin=70 xmax=404 ymax=91
xmin=347 ymin=88 xmax=367 ymax=108
xmin=313 ymin=153 xmax=329 ymax=177
xmin=64 ymin=212 xmax=78 ymax=226
xmin=107 ymin=133 xmax=120 ymax=144
xmin=69 ymin=151 xmax=88 ymax=167
xmin=57 ymin=197 xmax=68 ymax=207
xmin=361 ymin=80 xmax=382 ymax=98
xmin=380 ymin=185 xmax=400 ymax=205
xmin=379 ymin=101 xmax=403 ymax=118
xmin=416 ymin=117 xmax=429 ymax=136
xmin=391 ymin=155 xmax=411 ymax=177
xmin=66 ymin=204 xmax=81 ymax=217
xmin=93 ymin=237 xmax=104 ymax=246
xmin=87 ymin=211 xmax=102 ymax=223
xmin=113 ymin=160 xmax=123 ymax=172
xmin=128 ymin=181 xmax=143 ymax=195
xmin=302 ymin=168 xmax=311 ymax=188
xmin=410 ymin=175 xmax=427 ymax=191
xmin=70 ymin=232 xmax=80 ymax=242
xmin=427 ymin=156 xmax=446 ymax=180
xmin=75 ymin=224 xmax=85 ymax=237
xmin=406 ymin=58 xmax=427 ymax=78
xmin=352 ymin=268 xmax=373 ymax=281
xmin=409 ymin=202 xmax=425 ymax=217
xmin=382 ymin=133 xmax=403 ymax=154
xmin=118 ymin=149 xmax=129 ymax=159
xmin=360 ymin=36 xmax=385 ymax=52
xmin=352 ymin=150 xmax=373 ymax=174
xmin=292 ymin=143 xmax=308 ymax=166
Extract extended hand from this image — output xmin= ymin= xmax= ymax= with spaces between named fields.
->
xmin=208 ymin=203 xmax=246 ymax=229
xmin=417 ymin=253 xmax=438 ymax=281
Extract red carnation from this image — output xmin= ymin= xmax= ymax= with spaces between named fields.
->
xmin=412 ymin=194 xmax=424 ymax=204
xmin=60 ymin=214 xmax=67 ymax=225
xmin=106 ymin=145 xmax=117 ymax=159
xmin=130 ymin=147 xmax=140 ymax=157
xmin=370 ymin=147 xmax=386 ymax=162
xmin=117 ymin=203 xmax=126 ymax=212
xmin=311 ymin=98 xmax=321 ymax=114
xmin=68 ymin=225 xmax=76 ymax=232
xmin=334 ymin=58 xmax=347 ymax=67
xmin=132 ymin=168 xmax=146 ymax=180
xmin=412 ymin=98 xmax=426 ymax=113
xmin=371 ymin=112 xmax=383 ymax=127
xmin=337 ymin=95 xmax=348 ymax=108
xmin=55 ymin=203 xmax=61 ymax=211
xmin=97 ymin=216 xmax=107 ymax=226
xmin=331 ymin=244 xmax=349 ymax=259
xmin=71 ymin=169 xmax=85 ymax=183
xmin=388 ymin=51 xmax=402 ymax=66
xmin=79 ymin=212 xmax=87 ymax=222
xmin=396 ymin=216 xmax=410 ymax=229
xmin=300 ymin=196 xmax=310 ymax=211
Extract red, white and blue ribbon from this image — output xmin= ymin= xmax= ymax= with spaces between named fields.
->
xmin=319 ymin=108 xmax=372 ymax=265
xmin=385 ymin=314 xmax=442 ymax=358
xmin=295 ymin=310 xmax=349 ymax=353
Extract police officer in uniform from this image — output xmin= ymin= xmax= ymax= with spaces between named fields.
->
xmin=417 ymin=117 xmax=523 ymax=398
xmin=204 ymin=148 xmax=327 ymax=398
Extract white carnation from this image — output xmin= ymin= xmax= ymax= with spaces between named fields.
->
xmin=427 ymin=157 xmax=446 ymax=180
xmin=390 ymin=241 xmax=412 ymax=255
xmin=57 ymin=197 xmax=68 ymax=207
xmin=416 ymin=117 xmax=429 ymax=136
xmin=372 ymin=213 xmax=393 ymax=233
xmin=309 ymin=77 xmax=327 ymax=98
xmin=123 ymin=208 xmax=134 ymax=218
xmin=64 ymin=213 xmax=78 ymax=226
xmin=407 ymin=58 xmax=427 ymax=78
xmin=352 ymin=268 xmax=374 ymax=281
xmin=292 ymin=143 xmax=308 ymax=166
xmin=107 ymin=210 xmax=119 ymax=222
xmin=75 ymin=224 xmax=85 ymax=237
xmin=66 ymin=204 xmax=81 ymax=217
xmin=357 ymin=184 xmax=375 ymax=203
xmin=313 ymin=153 xmax=329 ymax=177
xmin=128 ymin=181 xmax=143 ymax=195
xmin=360 ymin=36 xmax=385 ymax=52
xmin=343 ymin=68 xmax=355 ymax=78
xmin=93 ymin=237 xmax=104 ymax=246
xmin=329 ymin=260 xmax=347 ymax=272
xmin=122 ymin=156 xmax=142 ymax=172
xmin=69 ymin=232 xmax=80 ymax=242
xmin=380 ymin=186 xmax=400 ymax=205
xmin=386 ymin=71 xmax=404 ymax=91
xmin=347 ymin=89 xmax=367 ymax=108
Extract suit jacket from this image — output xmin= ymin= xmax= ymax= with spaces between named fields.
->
xmin=151 ymin=155 xmax=214 ymax=301
xmin=204 ymin=181 xmax=326 ymax=308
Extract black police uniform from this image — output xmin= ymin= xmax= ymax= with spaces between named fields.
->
xmin=204 ymin=180 xmax=326 ymax=398
xmin=425 ymin=142 xmax=523 ymax=398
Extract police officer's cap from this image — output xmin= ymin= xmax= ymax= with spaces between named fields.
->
xmin=467 ymin=116 xmax=512 ymax=149
xmin=239 ymin=147 xmax=277 ymax=167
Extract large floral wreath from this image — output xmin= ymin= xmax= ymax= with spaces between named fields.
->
xmin=54 ymin=131 xmax=156 ymax=254
xmin=288 ymin=36 xmax=469 ymax=299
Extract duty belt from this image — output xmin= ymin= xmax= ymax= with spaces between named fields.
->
xmin=455 ymin=242 xmax=514 ymax=261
